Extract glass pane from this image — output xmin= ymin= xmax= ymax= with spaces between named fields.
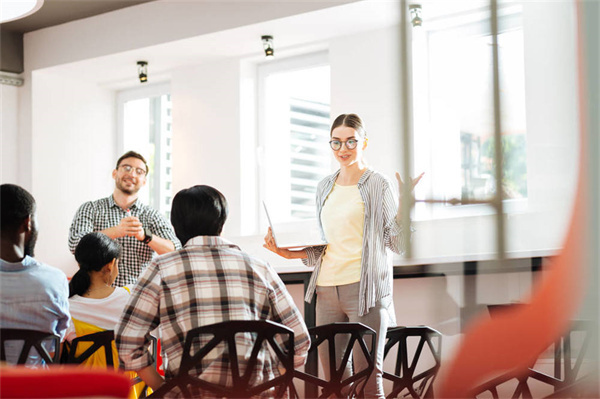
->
xmin=122 ymin=93 xmax=173 ymax=218
xmin=415 ymin=9 xmax=527 ymax=212
xmin=263 ymin=64 xmax=331 ymax=221
xmin=123 ymin=98 xmax=152 ymax=206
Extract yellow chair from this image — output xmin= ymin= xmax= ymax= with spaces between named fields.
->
xmin=65 ymin=320 xmax=152 ymax=399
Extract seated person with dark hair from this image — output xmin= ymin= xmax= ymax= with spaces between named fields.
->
xmin=0 ymin=184 xmax=70 ymax=366
xmin=67 ymin=232 xmax=125 ymax=346
xmin=66 ymin=232 xmax=145 ymax=398
xmin=116 ymin=185 xmax=310 ymax=397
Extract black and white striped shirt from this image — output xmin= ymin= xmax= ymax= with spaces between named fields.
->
xmin=303 ymin=169 xmax=405 ymax=320
xmin=68 ymin=196 xmax=181 ymax=287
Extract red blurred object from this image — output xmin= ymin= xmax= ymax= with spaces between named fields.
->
xmin=0 ymin=365 xmax=131 ymax=398
xmin=156 ymin=339 xmax=164 ymax=376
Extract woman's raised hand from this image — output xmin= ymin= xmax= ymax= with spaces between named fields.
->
xmin=395 ymin=171 xmax=425 ymax=198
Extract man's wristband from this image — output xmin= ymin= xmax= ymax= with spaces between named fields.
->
xmin=143 ymin=227 xmax=153 ymax=244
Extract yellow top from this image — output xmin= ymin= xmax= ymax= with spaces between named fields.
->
xmin=317 ymin=183 xmax=364 ymax=286
xmin=68 ymin=287 xmax=148 ymax=399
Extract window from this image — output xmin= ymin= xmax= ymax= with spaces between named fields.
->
xmin=258 ymin=52 xmax=331 ymax=221
xmin=413 ymin=7 xmax=527 ymax=217
xmin=117 ymin=84 xmax=173 ymax=218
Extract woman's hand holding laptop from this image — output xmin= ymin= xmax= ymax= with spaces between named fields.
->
xmin=263 ymin=227 xmax=308 ymax=260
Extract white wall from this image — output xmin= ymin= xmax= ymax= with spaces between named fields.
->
xmin=30 ymin=68 xmax=115 ymax=276
xmin=171 ymin=59 xmax=242 ymax=236
xmin=1 ymin=84 xmax=20 ymax=184
xmin=330 ymin=26 xmax=403 ymax=177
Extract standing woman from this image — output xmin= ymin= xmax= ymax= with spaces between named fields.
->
xmin=264 ymin=113 xmax=422 ymax=398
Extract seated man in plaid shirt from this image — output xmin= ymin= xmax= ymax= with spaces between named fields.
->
xmin=116 ymin=185 xmax=310 ymax=397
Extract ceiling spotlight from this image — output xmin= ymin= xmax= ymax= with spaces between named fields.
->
xmin=261 ymin=35 xmax=274 ymax=58
xmin=409 ymin=4 xmax=423 ymax=28
xmin=137 ymin=61 xmax=148 ymax=83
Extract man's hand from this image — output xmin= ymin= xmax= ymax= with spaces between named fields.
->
xmin=117 ymin=216 xmax=144 ymax=240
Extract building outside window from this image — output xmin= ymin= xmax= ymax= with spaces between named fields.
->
xmin=117 ymin=84 xmax=173 ymax=218
xmin=258 ymin=52 xmax=331 ymax=221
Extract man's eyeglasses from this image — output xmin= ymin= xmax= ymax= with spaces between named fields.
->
xmin=119 ymin=164 xmax=147 ymax=176
xmin=329 ymin=139 xmax=359 ymax=151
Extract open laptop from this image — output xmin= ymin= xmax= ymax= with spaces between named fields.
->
xmin=263 ymin=202 xmax=328 ymax=249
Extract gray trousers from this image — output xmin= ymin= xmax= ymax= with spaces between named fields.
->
xmin=315 ymin=283 xmax=391 ymax=399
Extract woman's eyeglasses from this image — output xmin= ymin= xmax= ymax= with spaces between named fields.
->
xmin=329 ymin=139 xmax=359 ymax=151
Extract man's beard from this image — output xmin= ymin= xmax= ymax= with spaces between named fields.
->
xmin=116 ymin=177 xmax=139 ymax=196
xmin=24 ymin=229 xmax=38 ymax=257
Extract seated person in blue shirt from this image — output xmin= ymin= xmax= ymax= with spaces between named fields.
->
xmin=0 ymin=184 xmax=70 ymax=366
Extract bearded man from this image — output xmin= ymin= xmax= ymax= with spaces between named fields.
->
xmin=1 ymin=184 xmax=70 ymax=365
xmin=69 ymin=151 xmax=180 ymax=286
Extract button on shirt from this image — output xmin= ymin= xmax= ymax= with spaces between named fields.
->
xmin=68 ymin=196 xmax=181 ymax=287
xmin=0 ymin=256 xmax=70 ymax=366
xmin=116 ymin=236 xmax=310 ymax=398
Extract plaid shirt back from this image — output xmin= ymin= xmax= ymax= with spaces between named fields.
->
xmin=115 ymin=236 xmax=310 ymax=398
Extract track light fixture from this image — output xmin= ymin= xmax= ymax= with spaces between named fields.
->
xmin=409 ymin=4 xmax=423 ymax=28
xmin=261 ymin=35 xmax=274 ymax=58
xmin=137 ymin=61 xmax=148 ymax=83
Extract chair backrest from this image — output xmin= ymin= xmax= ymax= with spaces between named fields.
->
xmin=0 ymin=328 xmax=60 ymax=366
xmin=149 ymin=320 xmax=295 ymax=399
xmin=66 ymin=330 xmax=116 ymax=367
xmin=293 ymin=322 xmax=376 ymax=399
xmin=65 ymin=330 xmax=157 ymax=399
xmin=383 ymin=326 xmax=442 ymax=399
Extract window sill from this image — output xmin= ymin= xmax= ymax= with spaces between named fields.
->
xmin=412 ymin=198 xmax=528 ymax=222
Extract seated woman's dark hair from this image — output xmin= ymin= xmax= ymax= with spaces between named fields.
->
xmin=69 ymin=232 xmax=121 ymax=298
xmin=170 ymin=185 xmax=228 ymax=244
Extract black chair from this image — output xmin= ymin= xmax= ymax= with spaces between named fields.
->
xmin=472 ymin=318 xmax=594 ymax=399
xmin=292 ymin=322 xmax=377 ymax=399
xmin=66 ymin=330 xmax=116 ymax=366
xmin=0 ymin=328 xmax=60 ymax=366
xmin=382 ymin=326 xmax=442 ymax=399
xmin=149 ymin=320 xmax=295 ymax=399
xmin=65 ymin=329 xmax=157 ymax=398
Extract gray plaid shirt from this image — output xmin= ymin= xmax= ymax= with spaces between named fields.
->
xmin=68 ymin=195 xmax=181 ymax=286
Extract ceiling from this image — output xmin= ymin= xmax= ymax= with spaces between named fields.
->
xmin=0 ymin=0 xmax=491 ymax=76
xmin=0 ymin=0 xmax=156 ymax=73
